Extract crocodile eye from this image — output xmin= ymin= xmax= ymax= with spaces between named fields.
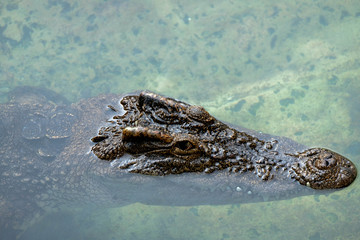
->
xmin=172 ymin=140 xmax=198 ymax=156
xmin=175 ymin=141 xmax=194 ymax=151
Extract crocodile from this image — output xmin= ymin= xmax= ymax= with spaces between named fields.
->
xmin=0 ymin=87 xmax=357 ymax=239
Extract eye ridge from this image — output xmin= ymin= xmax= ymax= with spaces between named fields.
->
xmin=151 ymin=108 xmax=181 ymax=124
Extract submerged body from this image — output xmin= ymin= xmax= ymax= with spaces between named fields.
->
xmin=0 ymin=87 xmax=357 ymax=238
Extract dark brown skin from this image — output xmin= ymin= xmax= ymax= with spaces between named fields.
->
xmin=288 ymin=148 xmax=356 ymax=189
xmin=0 ymin=87 xmax=357 ymax=239
xmin=92 ymin=91 xmax=357 ymax=190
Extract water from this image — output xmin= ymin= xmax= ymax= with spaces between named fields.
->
xmin=1 ymin=0 xmax=360 ymax=239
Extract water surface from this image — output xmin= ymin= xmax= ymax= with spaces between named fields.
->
xmin=1 ymin=0 xmax=359 ymax=239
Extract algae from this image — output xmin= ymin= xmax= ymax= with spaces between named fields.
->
xmin=1 ymin=0 xmax=360 ymax=239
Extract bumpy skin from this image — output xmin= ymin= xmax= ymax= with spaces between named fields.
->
xmin=92 ymin=91 xmax=357 ymax=189
xmin=0 ymin=88 xmax=77 ymax=238
xmin=0 ymin=87 xmax=120 ymax=239
xmin=0 ymin=88 xmax=357 ymax=239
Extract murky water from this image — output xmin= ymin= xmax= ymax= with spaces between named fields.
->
xmin=1 ymin=0 xmax=359 ymax=239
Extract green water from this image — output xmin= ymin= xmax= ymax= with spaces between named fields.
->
xmin=1 ymin=0 xmax=360 ymax=239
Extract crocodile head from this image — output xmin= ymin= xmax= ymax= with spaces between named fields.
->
xmin=91 ymin=91 xmax=357 ymax=190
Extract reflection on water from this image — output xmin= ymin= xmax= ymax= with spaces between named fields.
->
xmin=1 ymin=0 xmax=359 ymax=239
